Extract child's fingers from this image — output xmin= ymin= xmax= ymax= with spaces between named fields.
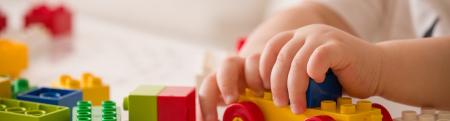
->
xmin=287 ymin=28 xmax=328 ymax=114
xmin=245 ymin=54 xmax=265 ymax=96
xmin=217 ymin=56 xmax=245 ymax=104
xmin=198 ymin=73 xmax=221 ymax=121
xmin=270 ymin=36 xmax=305 ymax=107
xmin=260 ymin=31 xmax=294 ymax=89
xmin=307 ymin=41 xmax=343 ymax=83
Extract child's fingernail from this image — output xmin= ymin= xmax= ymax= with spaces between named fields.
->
xmin=291 ymin=104 xmax=300 ymax=114
xmin=274 ymin=97 xmax=285 ymax=107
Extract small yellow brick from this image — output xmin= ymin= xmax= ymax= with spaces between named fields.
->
xmin=338 ymin=97 xmax=352 ymax=106
xmin=357 ymin=100 xmax=372 ymax=112
xmin=340 ymin=104 xmax=356 ymax=114
xmin=320 ymin=100 xmax=336 ymax=112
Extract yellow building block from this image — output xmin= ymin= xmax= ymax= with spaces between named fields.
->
xmin=226 ymin=89 xmax=383 ymax=121
xmin=0 ymin=39 xmax=28 ymax=77
xmin=0 ymin=75 xmax=11 ymax=98
xmin=52 ymin=73 xmax=109 ymax=105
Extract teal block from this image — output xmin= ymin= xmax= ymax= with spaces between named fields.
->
xmin=0 ymin=98 xmax=70 ymax=121
xmin=128 ymin=85 xmax=165 ymax=121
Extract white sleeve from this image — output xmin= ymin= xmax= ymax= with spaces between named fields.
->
xmin=316 ymin=0 xmax=386 ymax=40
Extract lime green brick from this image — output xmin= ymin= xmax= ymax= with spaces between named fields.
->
xmin=0 ymin=98 xmax=70 ymax=121
xmin=129 ymin=85 xmax=165 ymax=121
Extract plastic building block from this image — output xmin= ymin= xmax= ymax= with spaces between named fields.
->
xmin=236 ymin=37 xmax=247 ymax=52
xmin=124 ymin=85 xmax=165 ymax=121
xmin=0 ymin=39 xmax=28 ymax=77
xmin=52 ymin=73 xmax=110 ymax=106
xmin=0 ymin=98 xmax=70 ymax=121
xmin=16 ymin=87 xmax=82 ymax=108
xmin=24 ymin=4 xmax=72 ymax=37
xmin=73 ymin=101 xmax=121 ymax=121
xmin=0 ymin=10 xmax=6 ymax=32
xmin=157 ymin=86 xmax=196 ymax=121
xmin=224 ymin=90 xmax=390 ymax=121
xmin=306 ymin=70 xmax=342 ymax=108
xmin=11 ymin=78 xmax=33 ymax=98
xmin=0 ymin=75 xmax=12 ymax=98
xmin=394 ymin=107 xmax=450 ymax=121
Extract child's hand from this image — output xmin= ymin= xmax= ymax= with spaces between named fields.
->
xmin=258 ymin=24 xmax=383 ymax=113
xmin=198 ymin=24 xmax=384 ymax=121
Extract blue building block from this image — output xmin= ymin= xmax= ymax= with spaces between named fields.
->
xmin=16 ymin=87 xmax=82 ymax=108
xmin=306 ymin=70 xmax=342 ymax=108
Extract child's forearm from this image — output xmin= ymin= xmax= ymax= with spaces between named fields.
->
xmin=376 ymin=37 xmax=450 ymax=110
xmin=239 ymin=1 xmax=355 ymax=57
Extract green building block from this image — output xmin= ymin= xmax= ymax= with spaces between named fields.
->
xmin=124 ymin=85 xmax=165 ymax=121
xmin=73 ymin=101 xmax=121 ymax=121
xmin=0 ymin=98 xmax=70 ymax=121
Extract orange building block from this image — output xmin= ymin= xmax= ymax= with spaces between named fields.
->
xmin=0 ymin=39 xmax=28 ymax=77
xmin=0 ymin=75 xmax=12 ymax=98
xmin=52 ymin=73 xmax=109 ymax=105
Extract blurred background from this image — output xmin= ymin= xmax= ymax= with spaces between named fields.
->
xmin=0 ymin=0 xmax=299 ymax=50
xmin=0 ymin=0 xmax=421 ymax=120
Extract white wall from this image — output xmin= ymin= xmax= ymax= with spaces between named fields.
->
xmin=66 ymin=0 xmax=269 ymax=50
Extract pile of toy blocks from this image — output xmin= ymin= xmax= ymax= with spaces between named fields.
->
xmin=0 ymin=72 xmax=112 ymax=121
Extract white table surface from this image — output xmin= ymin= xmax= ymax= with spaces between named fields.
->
xmin=3 ymin=12 xmax=222 ymax=120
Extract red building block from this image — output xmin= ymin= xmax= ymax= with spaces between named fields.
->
xmin=24 ymin=4 xmax=72 ymax=37
xmin=157 ymin=86 xmax=196 ymax=121
xmin=235 ymin=37 xmax=247 ymax=52
xmin=0 ymin=10 xmax=6 ymax=32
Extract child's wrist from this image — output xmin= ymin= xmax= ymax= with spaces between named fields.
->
xmin=372 ymin=43 xmax=394 ymax=97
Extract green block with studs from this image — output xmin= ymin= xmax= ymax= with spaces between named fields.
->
xmin=0 ymin=98 xmax=70 ymax=121
xmin=73 ymin=101 xmax=121 ymax=121
xmin=123 ymin=85 xmax=165 ymax=121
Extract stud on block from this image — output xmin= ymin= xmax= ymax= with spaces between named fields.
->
xmin=52 ymin=73 xmax=109 ymax=106
xmin=16 ymin=87 xmax=82 ymax=109
xmin=0 ymin=98 xmax=70 ymax=121
xmin=0 ymin=39 xmax=28 ymax=77
xmin=24 ymin=4 xmax=72 ymax=38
